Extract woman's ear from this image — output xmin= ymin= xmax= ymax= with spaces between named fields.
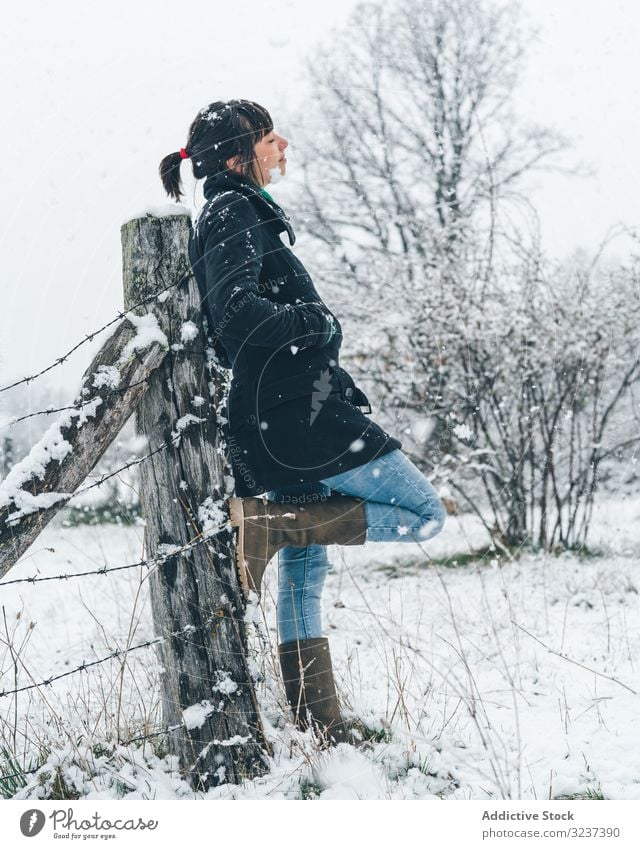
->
xmin=225 ymin=155 xmax=239 ymax=172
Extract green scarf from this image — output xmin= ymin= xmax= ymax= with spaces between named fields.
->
xmin=260 ymin=187 xmax=275 ymax=203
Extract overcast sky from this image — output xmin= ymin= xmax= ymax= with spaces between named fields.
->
xmin=1 ymin=0 xmax=638 ymax=407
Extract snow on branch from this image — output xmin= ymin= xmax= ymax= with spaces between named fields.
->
xmin=0 ymin=316 xmax=169 ymax=578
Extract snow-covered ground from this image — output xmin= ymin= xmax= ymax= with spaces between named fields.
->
xmin=2 ymin=492 xmax=640 ymax=800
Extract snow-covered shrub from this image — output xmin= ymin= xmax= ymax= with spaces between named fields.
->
xmin=402 ymin=251 xmax=640 ymax=549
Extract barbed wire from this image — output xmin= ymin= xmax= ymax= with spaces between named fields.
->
xmin=0 ymin=589 xmax=241 ymax=700
xmin=0 ymin=275 xmax=186 ymax=396
xmin=0 ymin=561 xmax=140 ymax=587
xmin=0 ymin=443 xmax=168 ymax=531
xmin=0 ymin=527 xmax=226 ymax=588
xmin=9 ymin=412 xmax=225 ymax=519
xmin=2 ymin=434 xmax=179 ymax=528
xmin=70 ymin=436 xmax=181 ymax=500
xmin=2 ymin=346 xmax=224 ymax=432
xmin=0 ymin=576 xmax=264 ymax=699
xmin=0 ymin=638 xmax=163 ymax=699
xmin=0 ymin=508 xmax=252 ymax=704
xmin=1 ymin=376 xmax=155 ymax=430
xmin=0 ymin=583 xmax=269 ymax=704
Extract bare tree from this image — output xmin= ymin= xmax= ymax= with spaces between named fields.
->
xmin=293 ymin=0 xmax=569 ymax=291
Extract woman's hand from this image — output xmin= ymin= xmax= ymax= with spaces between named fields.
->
xmin=302 ymin=304 xmax=343 ymax=348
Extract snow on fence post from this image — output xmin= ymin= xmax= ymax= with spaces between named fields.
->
xmin=120 ymin=211 xmax=268 ymax=789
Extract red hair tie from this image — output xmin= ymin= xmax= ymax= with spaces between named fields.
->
xmin=179 ymin=147 xmax=189 ymax=160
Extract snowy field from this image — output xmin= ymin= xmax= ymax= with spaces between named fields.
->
xmin=2 ymin=492 xmax=640 ymax=801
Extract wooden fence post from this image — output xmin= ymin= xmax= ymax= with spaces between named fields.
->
xmin=121 ymin=212 xmax=268 ymax=789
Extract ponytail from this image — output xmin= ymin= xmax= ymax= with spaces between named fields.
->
xmin=159 ymin=150 xmax=186 ymax=202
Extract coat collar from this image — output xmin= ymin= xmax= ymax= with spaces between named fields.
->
xmin=202 ymin=171 xmax=296 ymax=246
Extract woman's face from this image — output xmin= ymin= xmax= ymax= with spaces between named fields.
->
xmin=229 ymin=129 xmax=288 ymax=186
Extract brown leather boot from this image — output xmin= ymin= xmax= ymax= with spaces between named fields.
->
xmin=278 ymin=637 xmax=349 ymax=745
xmin=228 ymin=493 xmax=367 ymax=598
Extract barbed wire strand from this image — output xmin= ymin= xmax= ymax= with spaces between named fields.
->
xmin=2 ymin=347 xmax=226 ymax=432
xmin=3 ymin=435 xmax=178 ymax=530
xmin=0 ymin=525 xmax=226 ymax=587
xmin=0 ymin=274 xmax=186 ymax=395
xmin=0 ymin=590 xmax=241 ymax=700
xmin=3 ymin=393 xmax=228 ymax=535
xmin=0 ymin=638 xmax=163 ymax=698
xmin=2 ymin=376 xmax=156 ymax=430
xmin=1 ymin=525 xmax=277 ymax=684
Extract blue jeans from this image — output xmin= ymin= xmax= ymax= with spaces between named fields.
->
xmin=265 ymin=448 xmax=446 ymax=645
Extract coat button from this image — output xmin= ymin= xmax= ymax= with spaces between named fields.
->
xmin=345 ymin=387 xmax=354 ymax=399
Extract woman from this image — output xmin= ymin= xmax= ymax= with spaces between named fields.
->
xmin=160 ymin=99 xmax=447 ymax=745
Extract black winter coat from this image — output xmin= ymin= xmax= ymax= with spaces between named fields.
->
xmin=188 ymin=170 xmax=402 ymax=496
